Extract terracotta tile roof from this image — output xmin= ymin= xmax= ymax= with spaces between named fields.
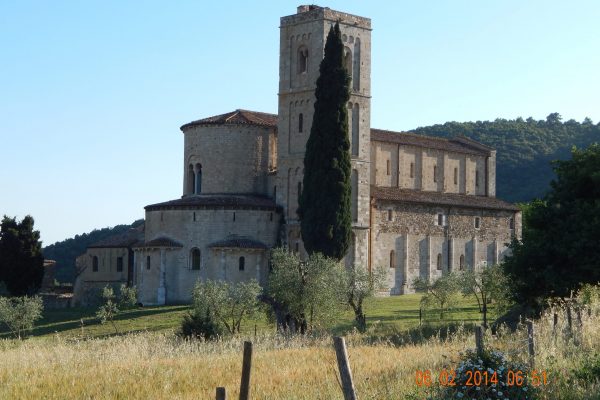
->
xmin=145 ymin=194 xmax=278 ymax=211
xmin=139 ymin=237 xmax=183 ymax=248
xmin=371 ymin=186 xmax=519 ymax=211
xmin=209 ymin=236 xmax=268 ymax=250
xmin=180 ymin=109 xmax=278 ymax=131
xmin=370 ymin=129 xmax=493 ymax=156
xmin=89 ymin=224 xmax=145 ymax=248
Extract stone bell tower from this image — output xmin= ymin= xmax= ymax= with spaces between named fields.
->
xmin=276 ymin=5 xmax=372 ymax=266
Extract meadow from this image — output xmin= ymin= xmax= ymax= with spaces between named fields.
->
xmin=0 ymin=295 xmax=598 ymax=399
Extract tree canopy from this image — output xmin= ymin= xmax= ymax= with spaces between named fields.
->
xmin=0 ymin=216 xmax=44 ymax=296
xmin=503 ymin=143 xmax=600 ymax=309
xmin=299 ymin=22 xmax=352 ymax=260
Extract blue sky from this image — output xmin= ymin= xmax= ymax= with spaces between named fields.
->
xmin=1 ymin=1 xmax=599 ymax=245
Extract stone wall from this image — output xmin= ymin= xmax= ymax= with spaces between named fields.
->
xmin=137 ymin=207 xmax=280 ymax=304
xmin=182 ymin=124 xmax=276 ymax=196
xmin=371 ymin=200 xmax=520 ymax=294
xmin=371 ymin=141 xmax=492 ymax=196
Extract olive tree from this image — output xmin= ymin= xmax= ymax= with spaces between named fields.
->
xmin=0 ymin=295 xmax=43 ymax=339
xmin=413 ymin=273 xmax=460 ymax=320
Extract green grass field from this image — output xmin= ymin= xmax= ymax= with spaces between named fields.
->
xmin=0 ymin=294 xmax=490 ymax=339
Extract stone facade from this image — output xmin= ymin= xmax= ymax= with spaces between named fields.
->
xmin=73 ymin=5 xmax=521 ymax=306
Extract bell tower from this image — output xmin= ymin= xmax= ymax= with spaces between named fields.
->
xmin=276 ymin=5 xmax=372 ymax=266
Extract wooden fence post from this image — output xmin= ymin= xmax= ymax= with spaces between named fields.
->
xmin=526 ymin=321 xmax=535 ymax=369
xmin=566 ymin=306 xmax=573 ymax=335
xmin=239 ymin=341 xmax=253 ymax=400
xmin=333 ymin=336 xmax=357 ymax=400
xmin=216 ymin=387 xmax=227 ymax=400
xmin=475 ymin=326 xmax=484 ymax=357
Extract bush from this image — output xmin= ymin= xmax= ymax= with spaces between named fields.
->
xmin=573 ymin=352 xmax=600 ymax=381
xmin=180 ymin=308 xmax=223 ymax=340
xmin=0 ymin=295 xmax=43 ymax=339
xmin=439 ymin=349 xmax=538 ymax=400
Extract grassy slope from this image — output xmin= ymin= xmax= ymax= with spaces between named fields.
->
xmin=0 ymin=294 xmax=487 ymax=339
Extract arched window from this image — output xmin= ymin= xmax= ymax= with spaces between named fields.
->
xmin=92 ymin=256 xmax=99 ymax=272
xmin=297 ymin=47 xmax=308 ymax=73
xmin=509 ymin=217 xmax=515 ymax=229
xmin=239 ymin=256 xmax=245 ymax=271
xmin=459 ymin=255 xmax=465 ymax=270
xmin=298 ymin=113 xmax=303 ymax=133
xmin=195 ymin=163 xmax=202 ymax=194
xmin=475 ymin=170 xmax=479 ymax=187
xmin=437 ymin=253 xmax=442 ymax=270
xmin=191 ymin=248 xmax=201 ymax=270
xmin=343 ymin=47 xmax=352 ymax=76
xmin=146 ymin=256 xmax=151 ymax=270
xmin=474 ymin=217 xmax=481 ymax=229
xmin=351 ymin=170 xmax=358 ymax=222
xmin=188 ymin=164 xmax=195 ymax=195
xmin=351 ymin=103 xmax=359 ymax=156
xmin=410 ymin=163 xmax=415 ymax=178
xmin=389 ymin=250 xmax=396 ymax=269
xmin=387 ymin=209 xmax=393 ymax=221
xmin=433 ymin=165 xmax=437 ymax=183
xmin=454 ymin=167 xmax=458 ymax=185
xmin=353 ymin=38 xmax=361 ymax=91
xmin=386 ymin=160 xmax=391 ymax=175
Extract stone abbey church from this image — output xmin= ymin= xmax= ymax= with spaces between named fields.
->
xmin=74 ymin=5 xmax=521 ymax=305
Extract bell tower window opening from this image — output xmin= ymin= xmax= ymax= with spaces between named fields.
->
xmin=297 ymin=47 xmax=308 ymax=74
xmin=298 ymin=113 xmax=303 ymax=133
xmin=343 ymin=47 xmax=352 ymax=77
xmin=194 ymin=163 xmax=202 ymax=194
xmin=191 ymin=248 xmax=201 ymax=270
xmin=187 ymin=164 xmax=195 ymax=195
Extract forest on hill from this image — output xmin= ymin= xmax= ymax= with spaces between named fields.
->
xmin=42 ymin=219 xmax=143 ymax=284
xmin=411 ymin=113 xmax=600 ymax=202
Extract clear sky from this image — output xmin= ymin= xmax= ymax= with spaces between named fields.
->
xmin=1 ymin=1 xmax=599 ymax=246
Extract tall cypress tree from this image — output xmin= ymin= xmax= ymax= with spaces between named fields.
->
xmin=298 ymin=22 xmax=352 ymax=260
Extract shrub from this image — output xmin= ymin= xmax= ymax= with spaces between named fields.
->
xmin=0 ymin=295 xmax=43 ymax=339
xmin=180 ymin=308 xmax=223 ymax=340
xmin=439 ymin=349 xmax=538 ymax=400
xmin=573 ymin=352 xmax=600 ymax=382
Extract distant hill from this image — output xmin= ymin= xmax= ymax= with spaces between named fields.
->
xmin=410 ymin=113 xmax=600 ymax=202
xmin=42 ymin=219 xmax=144 ymax=284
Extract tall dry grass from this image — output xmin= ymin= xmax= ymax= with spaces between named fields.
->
xmin=0 ymin=301 xmax=598 ymax=399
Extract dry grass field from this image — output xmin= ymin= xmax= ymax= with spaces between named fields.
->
xmin=0 ymin=300 xmax=598 ymax=400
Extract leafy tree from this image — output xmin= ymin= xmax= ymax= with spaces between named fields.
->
xmin=0 ymin=215 xmax=44 ymax=296
xmin=0 ymin=295 xmax=43 ymax=339
xmin=344 ymin=264 xmax=387 ymax=332
xmin=267 ymin=248 xmax=345 ymax=333
xmin=180 ymin=307 xmax=223 ymax=340
xmin=413 ymin=273 xmax=460 ymax=320
xmin=96 ymin=284 xmax=138 ymax=334
xmin=191 ymin=279 xmax=262 ymax=335
xmin=503 ymin=143 xmax=600 ymax=310
xmin=458 ymin=265 xmax=512 ymax=328
xmin=299 ymin=22 xmax=352 ymax=260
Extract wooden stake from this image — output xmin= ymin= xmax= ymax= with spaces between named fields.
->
xmin=216 ymin=387 xmax=227 ymax=400
xmin=475 ymin=326 xmax=484 ymax=357
xmin=239 ymin=341 xmax=253 ymax=400
xmin=527 ymin=321 xmax=535 ymax=369
xmin=333 ymin=337 xmax=357 ymax=400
